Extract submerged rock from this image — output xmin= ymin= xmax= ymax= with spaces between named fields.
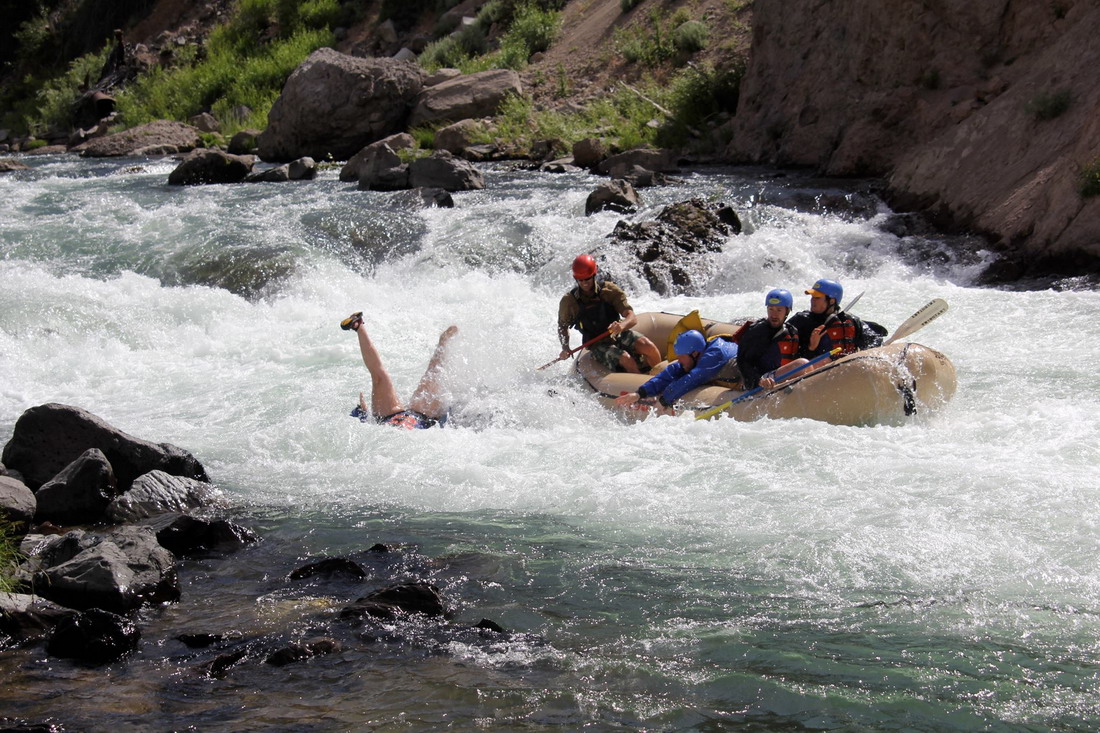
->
xmin=46 ymin=608 xmax=140 ymax=665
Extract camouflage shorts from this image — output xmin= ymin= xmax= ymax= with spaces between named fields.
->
xmin=589 ymin=329 xmax=651 ymax=372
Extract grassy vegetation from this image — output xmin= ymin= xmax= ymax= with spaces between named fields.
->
xmin=0 ymin=519 xmax=22 ymax=594
xmin=114 ymin=0 xmax=345 ymax=136
xmin=1081 ymin=159 xmax=1100 ymax=198
xmin=419 ymin=2 xmax=562 ymax=73
xmin=4 ymin=0 xmax=735 ymax=155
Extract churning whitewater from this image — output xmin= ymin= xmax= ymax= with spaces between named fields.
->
xmin=1 ymin=155 xmax=1099 ymax=731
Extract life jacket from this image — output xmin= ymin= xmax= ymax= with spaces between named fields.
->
xmin=823 ymin=314 xmax=859 ymax=354
xmin=729 ymin=320 xmax=752 ymax=344
xmin=773 ymin=323 xmax=800 ymax=365
xmin=570 ymin=280 xmax=620 ymax=343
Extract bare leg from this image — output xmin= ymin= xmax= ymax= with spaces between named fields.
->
xmin=634 ymin=336 xmax=661 ymax=373
xmin=617 ymin=352 xmax=641 ymax=373
xmin=408 ymin=325 xmax=459 ymax=419
xmin=354 ymin=323 xmax=404 ymax=418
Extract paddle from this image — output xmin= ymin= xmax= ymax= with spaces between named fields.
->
xmin=694 ymin=347 xmax=841 ymax=420
xmin=884 ymin=298 xmax=948 ymax=345
xmin=537 ymin=330 xmax=611 ymax=370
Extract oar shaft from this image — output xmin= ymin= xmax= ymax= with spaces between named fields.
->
xmin=694 ymin=348 xmax=840 ymax=420
xmin=537 ymin=330 xmax=611 ymax=370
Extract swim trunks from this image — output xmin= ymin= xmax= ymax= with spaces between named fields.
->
xmin=590 ymin=329 xmax=650 ymax=372
xmin=351 ymin=406 xmax=447 ymax=429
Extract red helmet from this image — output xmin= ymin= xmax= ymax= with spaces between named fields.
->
xmin=572 ymin=254 xmax=598 ymax=280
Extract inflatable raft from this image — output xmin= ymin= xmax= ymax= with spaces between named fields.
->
xmin=576 ymin=311 xmax=957 ymax=426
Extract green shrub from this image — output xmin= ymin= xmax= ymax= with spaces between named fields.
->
xmin=116 ymin=28 xmax=332 ymax=136
xmin=0 ymin=519 xmax=22 ymax=594
xmin=1026 ymin=88 xmax=1072 ymax=121
xmin=614 ymin=11 xmax=676 ymax=67
xmin=672 ymin=20 xmax=709 ymax=53
xmin=620 ymin=0 xmax=643 ymax=12
xmin=506 ymin=3 xmax=561 ymax=55
xmin=419 ymin=36 xmax=471 ymax=71
xmin=1081 ymin=159 xmax=1100 ymax=198
xmin=19 ymin=46 xmax=111 ymax=137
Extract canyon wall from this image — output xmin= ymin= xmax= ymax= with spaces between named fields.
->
xmin=727 ymin=0 xmax=1100 ymax=281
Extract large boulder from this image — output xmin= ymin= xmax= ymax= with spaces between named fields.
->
xmin=409 ymin=69 xmax=522 ymax=128
xmin=106 ymin=470 xmax=225 ymax=523
xmin=1 ymin=403 xmax=208 ymax=491
xmin=258 ymin=48 xmax=426 ymax=162
xmin=74 ymin=120 xmax=202 ymax=158
xmin=31 ymin=526 xmax=179 ymax=613
xmin=408 ymin=150 xmax=485 ymax=191
xmin=33 ymin=448 xmax=119 ymax=525
xmin=0 ymin=475 xmax=35 ymax=527
xmin=167 ymin=149 xmax=255 ymax=185
xmin=340 ymin=132 xmax=415 ymax=182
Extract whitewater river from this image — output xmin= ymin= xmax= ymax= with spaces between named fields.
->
xmin=1 ymin=154 xmax=1098 ymax=731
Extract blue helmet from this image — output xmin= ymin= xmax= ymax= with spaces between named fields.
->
xmin=806 ymin=278 xmax=843 ymax=303
xmin=765 ymin=288 xmax=793 ymax=309
xmin=674 ymin=329 xmax=706 ymax=356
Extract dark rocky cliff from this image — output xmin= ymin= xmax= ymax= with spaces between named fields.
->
xmin=726 ymin=0 xmax=1100 ymax=281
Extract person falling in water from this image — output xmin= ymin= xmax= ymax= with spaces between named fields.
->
xmin=340 ymin=311 xmax=458 ymax=429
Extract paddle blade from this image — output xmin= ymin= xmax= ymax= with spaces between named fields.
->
xmin=885 ymin=298 xmax=948 ymax=345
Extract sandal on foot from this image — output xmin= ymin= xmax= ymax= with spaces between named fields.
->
xmin=340 ymin=311 xmax=363 ymax=331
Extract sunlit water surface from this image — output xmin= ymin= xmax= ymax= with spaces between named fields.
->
xmin=1 ymin=155 xmax=1098 ymax=731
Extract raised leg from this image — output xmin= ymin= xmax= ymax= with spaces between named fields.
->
xmin=408 ymin=325 xmax=459 ymax=419
xmin=352 ymin=320 xmax=404 ymax=418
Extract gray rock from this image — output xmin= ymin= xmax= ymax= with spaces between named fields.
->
xmin=390 ymin=187 xmax=455 ymax=209
xmin=340 ymin=132 xmax=415 ymax=182
xmin=46 ymin=608 xmax=139 ymax=665
xmin=107 ymin=469 xmax=224 ymax=523
xmin=1 ymin=403 xmax=208 ymax=491
xmin=0 ymin=158 xmax=31 ymax=172
xmin=434 ymin=118 xmax=489 ymax=155
xmin=586 ymin=179 xmax=640 ymax=216
xmin=244 ymin=156 xmax=317 ymax=183
xmin=34 ymin=448 xmax=119 ymax=525
xmin=259 ymin=48 xmax=425 ymax=162
xmin=0 ymin=592 xmax=77 ymax=642
xmin=32 ymin=526 xmax=179 ymax=613
xmin=144 ymin=512 xmax=257 ymax=555
xmin=408 ymin=150 xmax=484 ymax=191
xmin=357 ymin=144 xmax=410 ymax=191
xmin=572 ymin=137 xmax=607 ymax=170
xmin=0 ymin=475 xmax=35 ymax=526
xmin=167 ymin=149 xmax=255 ymax=185
xmin=596 ymin=148 xmax=679 ymax=177
xmin=410 ymin=69 xmax=522 ymax=128
xmin=600 ymin=198 xmax=740 ymax=296
xmin=188 ymin=112 xmax=220 ymax=133
xmin=74 ymin=120 xmax=202 ymax=158
xmin=227 ymin=129 xmax=262 ymax=155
